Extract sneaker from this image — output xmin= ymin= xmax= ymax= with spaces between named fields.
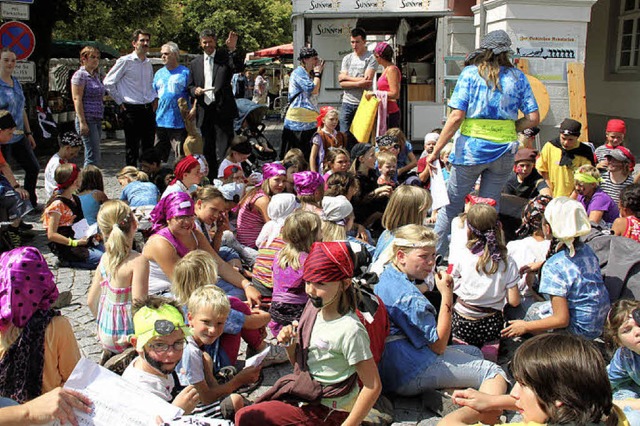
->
xmin=5 ymin=227 xmax=22 ymax=248
xmin=103 ymin=347 xmax=137 ymax=375
xmin=260 ymin=343 xmax=289 ymax=367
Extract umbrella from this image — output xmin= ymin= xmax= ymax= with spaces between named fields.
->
xmin=252 ymin=43 xmax=293 ymax=58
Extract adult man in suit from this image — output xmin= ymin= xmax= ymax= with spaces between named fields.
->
xmin=188 ymin=29 xmax=240 ymax=179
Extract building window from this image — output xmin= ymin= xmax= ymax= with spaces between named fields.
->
xmin=616 ymin=0 xmax=640 ymax=71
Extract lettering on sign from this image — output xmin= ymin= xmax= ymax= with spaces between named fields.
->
xmin=399 ymin=0 xmax=429 ymax=9
xmin=0 ymin=3 xmax=29 ymax=20
xmin=14 ymin=61 xmax=35 ymax=83
xmin=314 ymin=22 xmax=350 ymax=36
xmin=309 ymin=0 xmax=340 ymax=10
xmin=354 ymin=0 xmax=385 ymax=10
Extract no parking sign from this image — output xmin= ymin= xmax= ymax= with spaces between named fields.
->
xmin=0 ymin=21 xmax=35 ymax=60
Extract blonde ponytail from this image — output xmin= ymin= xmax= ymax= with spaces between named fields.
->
xmin=97 ymin=200 xmax=135 ymax=275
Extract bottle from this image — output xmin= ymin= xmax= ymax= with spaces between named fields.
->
xmin=410 ymin=68 xmax=417 ymax=83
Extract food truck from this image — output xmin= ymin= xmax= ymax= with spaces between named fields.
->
xmin=291 ymin=0 xmax=476 ymax=142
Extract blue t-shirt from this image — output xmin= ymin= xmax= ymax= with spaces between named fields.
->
xmin=539 ymin=243 xmax=610 ymax=339
xmin=448 ymin=65 xmax=538 ymax=166
xmin=120 ymin=181 xmax=160 ymax=207
xmin=284 ymin=66 xmax=318 ymax=132
xmin=0 ymin=77 xmax=25 ymax=145
xmin=374 ymin=265 xmax=439 ymax=392
xmin=372 ymin=229 xmax=394 ymax=263
xmin=608 ymin=346 xmax=640 ymax=396
xmin=153 ymin=65 xmax=190 ymax=129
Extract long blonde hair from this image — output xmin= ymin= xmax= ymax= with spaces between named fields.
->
xmin=97 ymin=200 xmax=135 ymax=276
xmin=321 ymin=219 xmax=348 ymax=242
xmin=0 ymin=324 xmax=22 ymax=357
xmin=381 ymin=185 xmax=431 ymax=231
xmin=467 ymin=51 xmax=514 ymax=91
xmin=277 ymin=211 xmax=321 ymax=271
xmin=172 ymin=250 xmax=218 ymax=306
xmin=117 ymin=166 xmax=149 ymax=182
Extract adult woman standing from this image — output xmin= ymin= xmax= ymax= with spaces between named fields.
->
xmin=426 ymin=30 xmax=540 ymax=256
xmin=281 ymin=47 xmax=325 ymax=159
xmin=252 ymin=67 xmax=268 ymax=105
xmin=0 ymin=48 xmax=40 ymax=207
xmin=71 ymin=46 xmax=105 ymax=166
xmin=372 ymin=42 xmax=401 ymax=129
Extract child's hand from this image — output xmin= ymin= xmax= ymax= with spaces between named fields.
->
xmin=277 ymin=320 xmax=299 ymax=347
xmin=519 ymin=261 xmax=544 ymax=276
xmin=501 ymin=320 xmax=528 ymax=338
xmin=173 ymin=385 xmax=200 ymax=415
xmin=450 ymin=388 xmax=495 ymax=411
xmin=76 ymin=237 xmax=89 ymax=247
xmin=235 ymin=366 xmax=262 ymax=386
xmin=374 ymin=185 xmax=392 ymax=198
xmin=434 ymin=271 xmax=453 ymax=296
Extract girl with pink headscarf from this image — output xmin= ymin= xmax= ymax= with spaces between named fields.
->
xmin=236 ymin=162 xmax=286 ymax=249
xmin=142 ymin=191 xmax=262 ymax=306
xmin=0 ymin=247 xmax=81 ymax=403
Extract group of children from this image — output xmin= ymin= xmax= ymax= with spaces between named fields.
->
xmin=1 ymin=107 xmax=640 ymax=426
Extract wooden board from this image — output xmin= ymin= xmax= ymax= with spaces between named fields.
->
xmin=407 ymin=84 xmax=435 ymax=102
xmin=567 ymin=62 xmax=589 ymax=142
xmin=518 ymin=74 xmax=550 ymax=123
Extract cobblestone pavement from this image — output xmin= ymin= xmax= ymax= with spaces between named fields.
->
xmin=13 ymin=120 xmax=434 ymax=425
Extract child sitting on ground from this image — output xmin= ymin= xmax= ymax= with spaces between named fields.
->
xmin=44 ymin=132 xmax=82 ymax=199
xmin=502 ymin=197 xmax=610 ymax=340
xmin=117 ymin=166 xmax=160 ymax=208
xmin=77 ymin=165 xmax=108 ymax=225
xmin=376 ymin=150 xmax=398 ymax=188
xmin=612 ymin=183 xmax=640 ymax=243
xmin=177 ymin=285 xmax=259 ymax=419
xmin=605 ymin=299 xmax=640 ymax=425
xmin=218 ymin=135 xmax=252 ymax=179
xmin=322 ymin=148 xmax=351 ymax=181
xmin=269 ymin=211 xmax=322 ymax=335
xmin=122 ymin=296 xmax=200 ymax=415
xmin=293 ymin=170 xmax=324 ymax=215
xmin=451 ymin=203 xmax=520 ymax=362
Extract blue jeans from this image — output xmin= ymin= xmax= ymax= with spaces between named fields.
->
xmin=216 ymin=279 xmax=247 ymax=300
xmin=0 ymin=397 xmax=18 ymax=408
xmin=76 ymin=118 xmax=102 ymax=166
xmin=434 ymin=150 xmax=515 ymax=256
xmin=0 ymin=136 xmax=40 ymax=205
xmin=339 ymin=102 xmax=359 ymax=133
xmin=394 ymin=345 xmax=507 ymax=396
xmin=68 ymin=245 xmax=104 ymax=270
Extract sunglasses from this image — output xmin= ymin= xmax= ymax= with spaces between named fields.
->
xmin=391 ymin=144 xmax=400 ymax=150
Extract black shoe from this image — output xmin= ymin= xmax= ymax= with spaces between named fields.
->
xmin=5 ymin=227 xmax=22 ymax=249
xmin=18 ymin=221 xmax=33 ymax=231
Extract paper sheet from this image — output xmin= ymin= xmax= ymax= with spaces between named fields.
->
xmin=244 ymin=345 xmax=271 ymax=368
xmin=54 ymin=358 xmax=183 ymax=426
xmin=429 ymin=161 xmax=450 ymax=211
xmin=72 ymin=219 xmax=99 ymax=239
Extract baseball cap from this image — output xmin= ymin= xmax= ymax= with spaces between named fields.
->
xmin=559 ymin=118 xmax=581 ymax=136
xmin=132 ymin=303 xmax=192 ymax=351
xmin=605 ymin=146 xmax=636 ymax=168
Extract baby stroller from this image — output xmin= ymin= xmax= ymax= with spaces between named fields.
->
xmin=234 ymin=99 xmax=277 ymax=172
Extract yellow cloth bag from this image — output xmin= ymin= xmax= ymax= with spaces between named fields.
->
xmin=349 ymin=94 xmax=379 ymax=143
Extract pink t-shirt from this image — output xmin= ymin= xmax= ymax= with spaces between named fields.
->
xmin=271 ymin=252 xmax=309 ymax=305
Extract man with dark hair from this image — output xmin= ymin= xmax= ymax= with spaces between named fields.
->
xmin=188 ymin=29 xmax=240 ymax=180
xmin=338 ymin=27 xmax=377 ymax=133
xmin=104 ymin=29 xmax=157 ymax=167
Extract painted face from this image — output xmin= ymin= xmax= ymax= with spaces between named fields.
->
xmin=182 ymin=166 xmax=204 ymax=187
xmin=195 ymin=198 xmax=226 ymax=226
xmin=560 ymin=134 xmax=579 ymax=150
xmin=605 ymin=157 xmax=625 ymax=173
xmin=515 ymin=161 xmax=534 ymax=178
xmin=133 ymin=34 xmax=150 ymax=56
xmin=168 ymin=214 xmax=195 ymax=235
xmin=380 ymin=161 xmax=397 ymax=177
xmin=0 ymin=51 xmax=16 ymax=74
xmin=188 ymin=307 xmax=227 ymax=346
xmin=606 ymin=132 xmax=624 ymax=148
xmin=396 ymin=246 xmax=437 ymax=281
xmin=200 ymin=36 xmax=216 ymax=56
xmin=618 ymin=314 xmax=640 ymax=355
xmin=142 ymin=329 xmax=185 ymax=375
xmin=331 ymin=154 xmax=351 ymax=173
xmin=510 ymin=382 xmax=548 ymax=424
xmin=269 ymin=175 xmax=286 ymax=194
xmin=305 ymin=280 xmax=343 ymax=309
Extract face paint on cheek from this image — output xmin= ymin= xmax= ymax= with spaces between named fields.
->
xmin=143 ymin=348 xmax=174 ymax=375
xmin=309 ymin=295 xmax=324 ymax=308
xmin=515 ymin=165 xmax=525 ymax=174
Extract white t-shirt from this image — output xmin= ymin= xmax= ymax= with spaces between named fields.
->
xmin=452 ymin=249 xmax=519 ymax=318
xmin=340 ymin=51 xmax=378 ymax=105
xmin=507 ymin=236 xmax=550 ymax=296
xmin=217 ymin=159 xmax=242 ymax=178
xmin=176 ymin=336 xmax=206 ymax=386
xmin=44 ymin=153 xmax=63 ymax=198
xmin=122 ymin=356 xmax=175 ymax=402
xmin=447 ymin=216 xmax=469 ymax=268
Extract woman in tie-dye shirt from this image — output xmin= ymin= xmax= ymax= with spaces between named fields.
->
xmin=426 ymin=30 xmax=540 ymax=256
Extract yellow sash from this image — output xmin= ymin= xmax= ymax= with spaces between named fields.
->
xmin=459 ymin=118 xmax=517 ymax=143
xmin=285 ymin=107 xmax=318 ymax=124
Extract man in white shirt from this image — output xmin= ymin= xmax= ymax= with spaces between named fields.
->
xmin=104 ymin=29 xmax=157 ymax=167
xmin=338 ymin=27 xmax=377 ymax=133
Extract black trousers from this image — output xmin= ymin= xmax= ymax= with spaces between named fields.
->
xmin=1 ymin=136 xmax=40 ymax=205
xmin=122 ymin=103 xmax=156 ymax=166
xmin=280 ymin=127 xmax=315 ymax=160
xmin=200 ymin=111 xmax=234 ymax=180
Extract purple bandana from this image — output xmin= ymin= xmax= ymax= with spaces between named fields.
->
xmin=149 ymin=191 xmax=195 ymax=233
xmin=293 ymin=171 xmax=324 ymax=196
xmin=467 ymin=222 xmax=502 ymax=264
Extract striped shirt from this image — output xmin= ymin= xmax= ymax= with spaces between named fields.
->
xmin=601 ymin=172 xmax=634 ymax=204
xmin=96 ymin=266 xmax=133 ymax=354
xmin=252 ymin=237 xmax=286 ymax=289
xmin=236 ymin=190 xmax=267 ymax=249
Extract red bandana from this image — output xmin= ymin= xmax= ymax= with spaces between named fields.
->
xmin=303 ymin=242 xmax=354 ymax=283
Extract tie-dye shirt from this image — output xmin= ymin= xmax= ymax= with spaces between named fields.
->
xmin=539 ymin=243 xmax=610 ymax=340
xmin=608 ymin=346 xmax=640 ymax=397
xmin=448 ymin=65 xmax=538 ymax=166
xmin=284 ymin=66 xmax=318 ymax=132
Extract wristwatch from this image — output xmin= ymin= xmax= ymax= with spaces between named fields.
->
xmin=24 ymin=131 xmax=32 ymax=136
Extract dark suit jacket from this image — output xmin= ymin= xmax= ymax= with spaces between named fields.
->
xmin=188 ymin=49 xmax=239 ymax=128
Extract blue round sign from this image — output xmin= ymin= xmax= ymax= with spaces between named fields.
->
xmin=0 ymin=21 xmax=35 ymax=60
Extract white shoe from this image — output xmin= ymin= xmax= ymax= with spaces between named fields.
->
xmin=260 ymin=343 xmax=289 ymax=367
